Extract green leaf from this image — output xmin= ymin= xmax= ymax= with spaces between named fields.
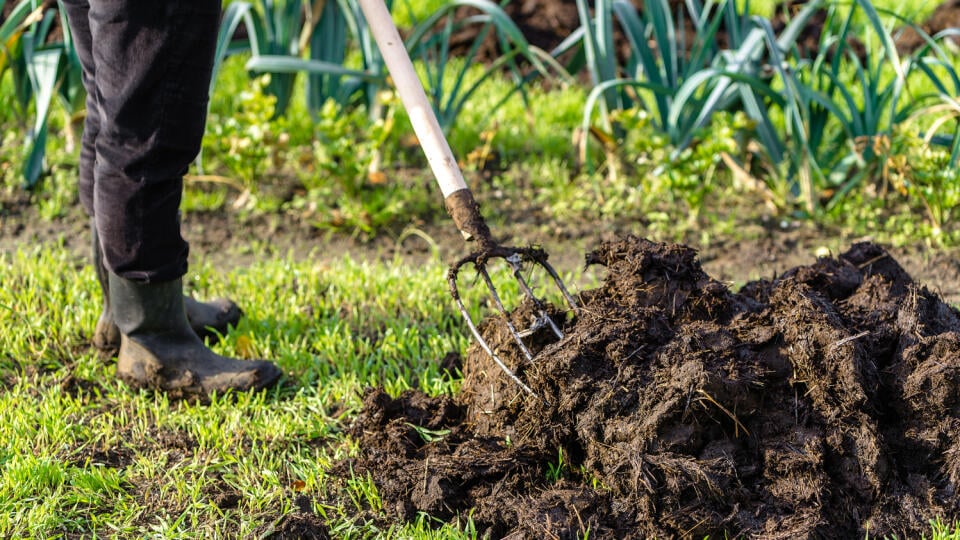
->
xmin=55 ymin=6 xmax=84 ymax=112
xmin=245 ymin=55 xmax=383 ymax=81
xmin=0 ymin=0 xmax=35 ymax=45
xmin=575 ymin=0 xmax=617 ymax=118
xmin=402 ymin=0 xmax=540 ymax=133
xmin=307 ymin=0 xmax=349 ymax=113
xmin=23 ymin=46 xmax=62 ymax=188
xmin=211 ymin=1 xmax=256 ymax=96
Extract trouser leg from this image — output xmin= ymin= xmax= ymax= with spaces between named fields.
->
xmin=76 ymin=0 xmax=220 ymax=283
xmin=64 ymin=0 xmax=244 ymax=354
xmin=64 ymin=0 xmax=115 ymax=348
xmin=60 ymin=0 xmax=98 ymax=217
xmin=61 ymin=1 xmax=279 ymax=394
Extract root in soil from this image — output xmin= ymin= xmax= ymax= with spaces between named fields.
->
xmin=340 ymin=236 xmax=960 ymax=539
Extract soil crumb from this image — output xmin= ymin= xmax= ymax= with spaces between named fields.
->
xmin=255 ymin=512 xmax=330 ymax=540
xmin=342 ymin=236 xmax=960 ymax=538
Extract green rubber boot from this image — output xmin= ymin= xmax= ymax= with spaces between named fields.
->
xmin=109 ymin=273 xmax=281 ymax=395
xmin=91 ymin=221 xmax=242 ymax=353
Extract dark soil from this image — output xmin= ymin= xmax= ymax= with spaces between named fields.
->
xmin=5 ymin=188 xmax=960 ymax=302
xmin=896 ymin=0 xmax=960 ymax=53
xmin=343 ymin=236 xmax=960 ymax=538
xmin=254 ymin=511 xmax=331 ymax=540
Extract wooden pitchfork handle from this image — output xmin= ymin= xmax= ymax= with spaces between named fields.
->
xmin=356 ymin=0 xmax=495 ymax=250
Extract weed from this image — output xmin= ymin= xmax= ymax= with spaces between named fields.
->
xmin=546 ymin=447 xmax=567 ymax=483
xmin=205 ymin=75 xmax=277 ymax=191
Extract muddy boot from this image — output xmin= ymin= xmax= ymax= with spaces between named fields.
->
xmin=110 ymin=273 xmax=282 ymax=394
xmin=91 ymin=222 xmax=242 ymax=353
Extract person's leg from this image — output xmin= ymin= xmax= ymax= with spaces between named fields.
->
xmin=88 ymin=0 xmax=207 ymax=282
xmin=62 ymin=0 xmax=246 ymax=353
xmin=60 ymin=0 xmax=98 ymax=219
xmin=61 ymin=0 xmax=117 ymax=347
xmin=90 ymin=221 xmax=245 ymax=351
xmin=79 ymin=0 xmax=280 ymax=393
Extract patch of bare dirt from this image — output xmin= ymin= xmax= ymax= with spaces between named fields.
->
xmin=343 ymin=236 xmax=960 ymax=538
xmin=3 ymin=190 xmax=960 ymax=304
xmin=203 ymin=472 xmax=242 ymax=510
xmin=68 ymin=444 xmax=134 ymax=470
xmin=254 ymin=509 xmax=331 ymax=540
xmin=896 ymin=0 xmax=960 ymax=54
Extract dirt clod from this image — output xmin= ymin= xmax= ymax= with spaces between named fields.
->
xmin=255 ymin=512 xmax=330 ymax=540
xmin=346 ymin=236 xmax=960 ymax=538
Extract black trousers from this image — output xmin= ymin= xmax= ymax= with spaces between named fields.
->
xmin=62 ymin=0 xmax=220 ymax=282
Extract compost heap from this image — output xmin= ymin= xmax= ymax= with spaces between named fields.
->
xmin=344 ymin=236 xmax=960 ymax=539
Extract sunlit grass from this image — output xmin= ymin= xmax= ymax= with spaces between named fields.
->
xmin=0 ymin=243 xmax=491 ymax=537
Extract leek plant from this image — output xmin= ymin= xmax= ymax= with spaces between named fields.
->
xmin=576 ymin=0 xmax=823 ymax=173
xmin=910 ymin=27 xmax=960 ymax=161
xmin=767 ymin=0 xmax=917 ymax=213
xmin=898 ymin=27 xmax=960 ymax=234
xmin=218 ymin=0 xmax=545 ymax=132
xmin=216 ymin=0 xmax=386 ymax=120
xmin=305 ymin=0 xmax=382 ymax=114
xmin=228 ymin=0 xmax=304 ymax=117
xmin=403 ymin=0 xmax=545 ymax=134
xmin=1 ymin=0 xmax=83 ymax=188
xmin=0 ymin=0 xmax=36 ymax=118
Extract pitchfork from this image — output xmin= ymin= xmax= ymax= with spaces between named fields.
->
xmin=357 ymin=0 xmax=579 ymax=400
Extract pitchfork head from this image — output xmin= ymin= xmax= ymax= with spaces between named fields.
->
xmin=447 ymin=243 xmax=579 ymax=402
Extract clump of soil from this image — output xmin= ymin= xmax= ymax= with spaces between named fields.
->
xmin=343 ymin=236 xmax=960 ymax=538
xmin=255 ymin=512 xmax=330 ymax=540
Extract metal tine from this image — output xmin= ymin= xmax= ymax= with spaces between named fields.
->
xmin=537 ymin=257 xmax=580 ymax=314
xmin=505 ymin=254 xmax=564 ymax=340
xmin=450 ymin=282 xmax=539 ymax=400
xmin=478 ymin=264 xmax=536 ymax=363
xmin=446 ymin=247 xmax=581 ymax=405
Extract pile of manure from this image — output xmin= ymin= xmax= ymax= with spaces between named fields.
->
xmin=342 ymin=236 xmax=960 ymax=539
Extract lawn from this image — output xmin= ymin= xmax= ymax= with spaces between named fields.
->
xmin=0 ymin=244 xmax=481 ymax=537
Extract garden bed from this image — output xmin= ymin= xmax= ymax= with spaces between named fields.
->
xmin=451 ymin=0 xmax=960 ymax=63
xmin=343 ymin=236 xmax=960 ymax=538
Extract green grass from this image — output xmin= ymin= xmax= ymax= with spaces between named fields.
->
xmin=0 ymin=242 xmax=491 ymax=538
